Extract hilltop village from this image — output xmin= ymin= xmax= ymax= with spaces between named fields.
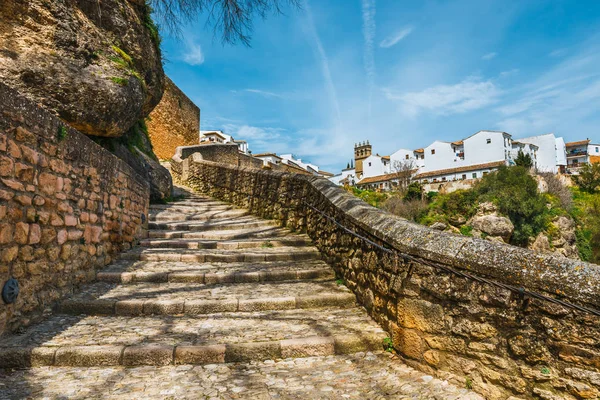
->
xmin=329 ymin=132 xmax=599 ymax=191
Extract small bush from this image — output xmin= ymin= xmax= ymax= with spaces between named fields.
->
xmin=539 ymin=172 xmax=573 ymax=210
xmin=110 ymin=76 xmax=128 ymax=86
xmin=56 ymin=125 xmax=68 ymax=141
xmin=383 ymin=196 xmax=429 ymax=222
xmin=459 ymin=225 xmax=473 ymax=237
xmin=573 ymin=163 xmax=600 ymax=193
xmin=346 ymin=187 xmax=389 ymax=208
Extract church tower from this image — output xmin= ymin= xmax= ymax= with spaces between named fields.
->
xmin=354 ymin=141 xmax=372 ymax=179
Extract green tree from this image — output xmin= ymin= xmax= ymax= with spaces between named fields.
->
xmin=514 ymin=150 xmax=533 ymax=169
xmin=475 ymin=166 xmax=549 ymax=245
xmin=149 ymin=0 xmax=301 ymax=45
xmin=573 ymin=163 xmax=600 ymax=193
xmin=403 ymin=182 xmax=423 ymax=201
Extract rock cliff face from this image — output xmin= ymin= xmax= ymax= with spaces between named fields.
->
xmin=0 ymin=0 xmax=164 ymax=138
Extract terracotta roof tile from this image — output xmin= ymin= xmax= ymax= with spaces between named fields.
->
xmin=414 ymin=161 xmax=506 ymax=179
xmin=357 ymin=173 xmax=399 ymax=185
xmin=565 ymin=140 xmax=591 ymax=147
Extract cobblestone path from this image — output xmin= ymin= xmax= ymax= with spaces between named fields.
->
xmin=0 ymin=187 xmax=483 ymax=399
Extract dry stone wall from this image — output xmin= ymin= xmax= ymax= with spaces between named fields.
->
xmin=172 ymin=154 xmax=600 ymax=400
xmin=0 ymin=83 xmax=149 ymax=336
xmin=147 ymin=77 xmax=200 ymax=160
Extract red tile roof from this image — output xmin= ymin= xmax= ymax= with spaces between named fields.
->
xmin=414 ymin=161 xmax=506 ymax=179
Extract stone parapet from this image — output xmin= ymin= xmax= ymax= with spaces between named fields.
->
xmin=172 ymin=154 xmax=600 ymax=400
xmin=0 ymin=83 xmax=149 ymax=335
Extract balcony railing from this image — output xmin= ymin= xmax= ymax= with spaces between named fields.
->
xmin=567 ymin=150 xmax=588 ymax=157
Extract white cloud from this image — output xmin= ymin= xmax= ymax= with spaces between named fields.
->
xmin=361 ymin=0 xmax=376 ymax=122
xmin=549 ymin=48 xmax=567 ymax=57
xmin=482 ymin=52 xmax=497 ymax=60
xmin=379 ymin=27 xmax=413 ymax=48
xmin=385 ymin=77 xmax=500 ymax=117
xmin=243 ymin=89 xmax=284 ymax=99
xmin=303 ymin=0 xmax=342 ymax=133
xmin=499 ymin=68 xmax=519 ymax=77
xmin=494 ymin=39 xmax=600 ymax=137
xmin=182 ymin=40 xmax=205 ymax=65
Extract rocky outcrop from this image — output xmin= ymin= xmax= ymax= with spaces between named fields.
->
xmin=530 ymin=216 xmax=579 ymax=260
xmin=467 ymin=202 xmax=514 ymax=242
xmin=0 ymin=0 xmax=164 ymax=138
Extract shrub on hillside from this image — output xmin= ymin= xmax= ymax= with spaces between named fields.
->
xmin=539 ymin=172 xmax=573 ymax=210
xmin=403 ymin=182 xmax=424 ymax=201
xmin=573 ymin=163 xmax=600 ymax=193
xmin=424 ymin=189 xmax=479 ymax=224
xmin=475 ymin=166 xmax=550 ymax=245
xmin=346 ymin=187 xmax=389 ymax=208
xmin=570 ymin=188 xmax=600 ymax=263
xmin=383 ymin=196 xmax=429 ymax=222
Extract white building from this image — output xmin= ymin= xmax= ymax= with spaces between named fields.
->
xmin=515 ymin=133 xmax=566 ymax=173
xmin=280 ymin=154 xmax=320 ymax=174
xmin=329 ymin=168 xmax=357 ymax=186
xmin=565 ymin=140 xmax=600 ymax=173
xmin=253 ymin=153 xmax=282 ymax=167
xmin=333 ymin=130 xmax=571 ymax=190
xmin=200 ymin=130 xmax=250 ymax=154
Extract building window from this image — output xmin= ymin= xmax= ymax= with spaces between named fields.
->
xmin=462 ymin=174 xmax=467 ymax=180
xmin=596 ymin=147 xmax=599 ymax=153
xmin=487 ymin=139 xmax=491 ymax=144
xmin=472 ymin=173 xmax=477 ymax=179
xmin=431 ymin=149 xmax=436 ymax=155
xmin=405 ymin=154 xmax=409 ymax=160
xmin=442 ymin=177 xmax=447 ymax=182
xmin=368 ymin=162 xmax=371 ymax=167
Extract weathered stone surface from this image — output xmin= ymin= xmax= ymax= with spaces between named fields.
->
xmin=0 ymin=0 xmax=164 ymax=138
xmin=147 ymin=77 xmax=200 ymax=160
xmin=0 ymin=82 xmax=149 ymax=335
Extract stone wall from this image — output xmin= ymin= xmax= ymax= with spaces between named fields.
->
xmin=147 ymin=77 xmax=200 ymax=160
xmin=171 ymin=144 xmax=312 ymax=177
xmin=173 ymin=154 xmax=600 ymax=400
xmin=0 ymin=83 xmax=149 ymax=335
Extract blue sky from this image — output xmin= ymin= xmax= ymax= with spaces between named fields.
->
xmin=160 ymin=0 xmax=600 ymax=172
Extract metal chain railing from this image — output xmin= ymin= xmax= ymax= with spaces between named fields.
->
xmin=203 ymin=176 xmax=600 ymax=318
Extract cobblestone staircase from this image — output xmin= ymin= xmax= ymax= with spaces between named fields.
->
xmin=0 ymin=186 xmax=482 ymax=399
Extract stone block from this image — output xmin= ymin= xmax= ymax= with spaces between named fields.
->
xmin=184 ymin=299 xmax=238 ymax=314
xmin=123 ymin=345 xmax=174 ymax=366
xmin=391 ymin=323 xmax=424 ymax=360
xmin=55 ymin=346 xmax=123 ymax=366
xmin=14 ymin=222 xmax=29 ymax=244
xmin=115 ymin=300 xmax=145 ymax=315
xmin=281 ymin=336 xmax=335 ymax=358
xmin=175 ymin=345 xmax=226 ymax=365
xmin=225 ymin=342 xmax=282 ymax=363
xmin=143 ymin=300 xmax=184 ymax=315
xmin=238 ymin=297 xmax=296 ymax=312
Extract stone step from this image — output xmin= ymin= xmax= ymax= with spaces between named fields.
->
xmin=0 ymin=308 xmax=387 ymax=367
xmin=152 ymin=200 xmax=230 ymax=208
xmin=149 ymin=203 xmax=238 ymax=214
xmin=139 ymin=237 xmax=311 ymax=250
xmin=0 ymin=352 xmax=484 ymax=399
xmin=59 ymin=281 xmax=356 ymax=316
xmin=119 ymin=246 xmax=321 ymax=263
xmin=149 ymin=209 xmax=249 ymax=222
xmin=148 ymin=218 xmax=279 ymax=232
xmin=148 ymin=226 xmax=292 ymax=240
xmin=97 ymin=259 xmax=333 ymax=284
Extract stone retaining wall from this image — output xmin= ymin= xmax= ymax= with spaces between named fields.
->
xmin=147 ymin=77 xmax=200 ymax=160
xmin=0 ymin=83 xmax=149 ymax=335
xmin=172 ymin=153 xmax=600 ymax=400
